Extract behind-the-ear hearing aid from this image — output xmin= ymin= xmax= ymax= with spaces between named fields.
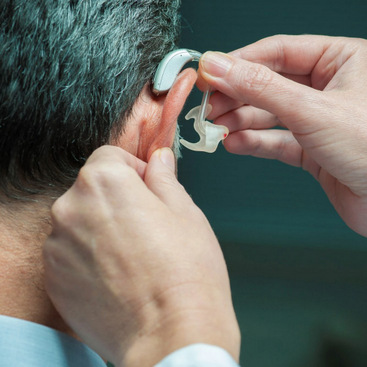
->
xmin=152 ymin=49 xmax=201 ymax=95
xmin=152 ymin=49 xmax=228 ymax=153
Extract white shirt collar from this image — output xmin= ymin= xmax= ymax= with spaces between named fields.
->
xmin=0 ymin=314 xmax=106 ymax=367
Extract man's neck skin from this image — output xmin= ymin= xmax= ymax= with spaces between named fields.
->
xmin=0 ymin=201 xmax=75 ymax=336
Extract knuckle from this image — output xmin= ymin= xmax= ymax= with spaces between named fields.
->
xmin=77 ymin=163 xmax=103 ymax=186
xmin=50 ymin=194 xmax=82 ymax=233
xmin=75 ymin=164 xmax=102 ymax=194
xmin=77 ymin=160 xmax=133 ymax=192
xmin=88 ymin=145 xmax=121 ymax=162
xmin=50 ymin=195 xmax=70 ymax=226
xmin=52 ymin=161 xmax=137 ymax=226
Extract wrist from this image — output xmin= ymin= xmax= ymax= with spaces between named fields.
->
xmin=118 ymin=308 xmax=240 ymax=367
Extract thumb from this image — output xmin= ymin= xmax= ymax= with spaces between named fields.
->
xmin=149 ymin=147 xmax=176 ymax=175
xmin=145 ymin=148 xmax=191 ymax=210
xmin=199 ymin=51 xmax=324 ymax=134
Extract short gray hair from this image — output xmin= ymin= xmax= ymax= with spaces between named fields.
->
xmin=0 ymin=0 xmax=181 ymax=201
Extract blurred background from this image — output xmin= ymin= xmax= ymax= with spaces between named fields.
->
xmin=177 ymin=1 xmax=367 ymax=366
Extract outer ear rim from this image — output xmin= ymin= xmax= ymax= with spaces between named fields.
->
xmin=114 ymin=68 xmax=197 ymax=162
xmin=146 ymin=68 xmax=197 ymax=160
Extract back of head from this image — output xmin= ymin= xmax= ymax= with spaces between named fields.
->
xmin=0 ymin=0 xmax=181 ymax=202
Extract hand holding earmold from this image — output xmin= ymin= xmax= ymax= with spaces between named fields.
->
xmin=199 ymin=35 xmax=367 ymax=237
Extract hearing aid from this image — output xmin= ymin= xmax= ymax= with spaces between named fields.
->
xmin=153 ymin=49 xmax=202 ymax=95
xmin=152 ymin=49 xmax=229 ymax=153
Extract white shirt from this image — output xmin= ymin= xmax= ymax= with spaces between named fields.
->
xmin=0 ymin=315 xmax=105 ymax=366
xmin=0 ymin=315 xmax=239 ymax=367
xmin=155 ymin=344 xmax=240 ymax=367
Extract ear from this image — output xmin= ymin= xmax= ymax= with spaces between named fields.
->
xmin=116 ymin=68 xmax=197 ymax=162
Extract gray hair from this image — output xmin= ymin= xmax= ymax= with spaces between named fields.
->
xmin=0 ymin=0 xmax=181 ymax=201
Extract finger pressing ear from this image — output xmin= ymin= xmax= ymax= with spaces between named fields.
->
xmin=86 ymin=145 xmax=148 ymax=179
xmin=145 ymin=148 xmax=195 ymax=212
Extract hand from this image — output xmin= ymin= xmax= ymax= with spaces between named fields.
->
xmin=198 ymin=35 xmax=367 ymax=237
xmin=43 ymin=146 xmax=240 ymax=367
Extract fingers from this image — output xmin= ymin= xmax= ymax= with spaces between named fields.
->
xmin=85 ymin=145 xmax=147 ymax=179
xmin=229 ymin=35 xmax=365 ymax=91
xmin=207 ymin=92 xmax=243 ymax=120
xmin=50 ymin=146 xmax=153 ymax=239
xmin=214 ymin=105 xmax=283 ymax=132
xmin=230 ymin=34 xmax=333 ymax=75
xmin=224 ymin=129 xmax=303 ymax=167
xmin=199 ymin=51 xmax=326 ymax=135
xmin=280 ymin=73 xmax=312 ymax=87
xmin=207 ymin=71 xmax=312 ymax=120
xmin=52 ymin=146 xmax=196 ymax=237
xmin=144 ymin=148 xmax=196 ymax=213
xmin=73 ymin=146 xmax=151 ymax=211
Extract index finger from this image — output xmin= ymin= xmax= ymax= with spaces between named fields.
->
xmin=50 ymin=146 xmax=153 ymax=235
xmin=229 ymin=34 xmax=334 ymax=75
xmin=85 ymin=145 xmax=147 ymax=179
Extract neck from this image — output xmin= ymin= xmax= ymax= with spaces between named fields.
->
xmin=0 ymin=200 xmax=76 ymax=337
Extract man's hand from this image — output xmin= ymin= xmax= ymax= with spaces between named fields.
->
xmin=43 ymin=146 xmax=240 ymax=367
xmin=198 ymin=35 xmax=367 ymax=237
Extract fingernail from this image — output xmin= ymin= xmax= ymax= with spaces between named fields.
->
xmin=157 ymin=148 xmax=175 ymax=173
xmin=201 ymin=52 xmax=233 ymax=77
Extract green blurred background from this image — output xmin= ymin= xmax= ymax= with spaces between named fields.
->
xmin=177 ymin=0 xmax=367 ymax=366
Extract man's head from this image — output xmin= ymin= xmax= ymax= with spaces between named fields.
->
xmin=0 ymin=0 xmax=195 ymax=203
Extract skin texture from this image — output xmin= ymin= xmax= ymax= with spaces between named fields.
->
xmin=43 ymin=147 xmax=240 ymax=367
xmin=198 ymin=35 xmax=367 ymax=237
